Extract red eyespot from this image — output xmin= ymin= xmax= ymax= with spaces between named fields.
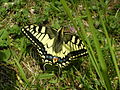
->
xmin=53 ymin=57 xmax=58 ymax=63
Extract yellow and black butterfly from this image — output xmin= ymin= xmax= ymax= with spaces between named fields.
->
xmin=21 ymin=25 xmax=87 ymax=68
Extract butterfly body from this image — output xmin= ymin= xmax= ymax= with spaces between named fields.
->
xmin=22 ymin=25 xmax=87 ymax=67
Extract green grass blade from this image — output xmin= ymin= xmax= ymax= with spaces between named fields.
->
xmin=84 ymin=1 xmax=112 ymax=89
xmin=99 ymin=11 xmax=120 ymax=83
xmin=11 ymin=38 xmax=29 ymax=86
xmin=60 ymin=0 xmax=78 ymax=31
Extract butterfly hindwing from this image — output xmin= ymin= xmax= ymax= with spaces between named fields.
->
xmin=62 ymin=33 xmax=87 ymax=59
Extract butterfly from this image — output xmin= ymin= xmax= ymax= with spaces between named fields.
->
xmin=21 ymin=25 xmax=88 ymax=68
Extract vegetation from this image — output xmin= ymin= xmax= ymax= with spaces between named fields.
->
xmin=0 ymin=0 xmax=120 ymax=89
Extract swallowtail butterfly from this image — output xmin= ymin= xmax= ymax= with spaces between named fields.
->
xmin=21 ymin=25 xmax=88 ymax=68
